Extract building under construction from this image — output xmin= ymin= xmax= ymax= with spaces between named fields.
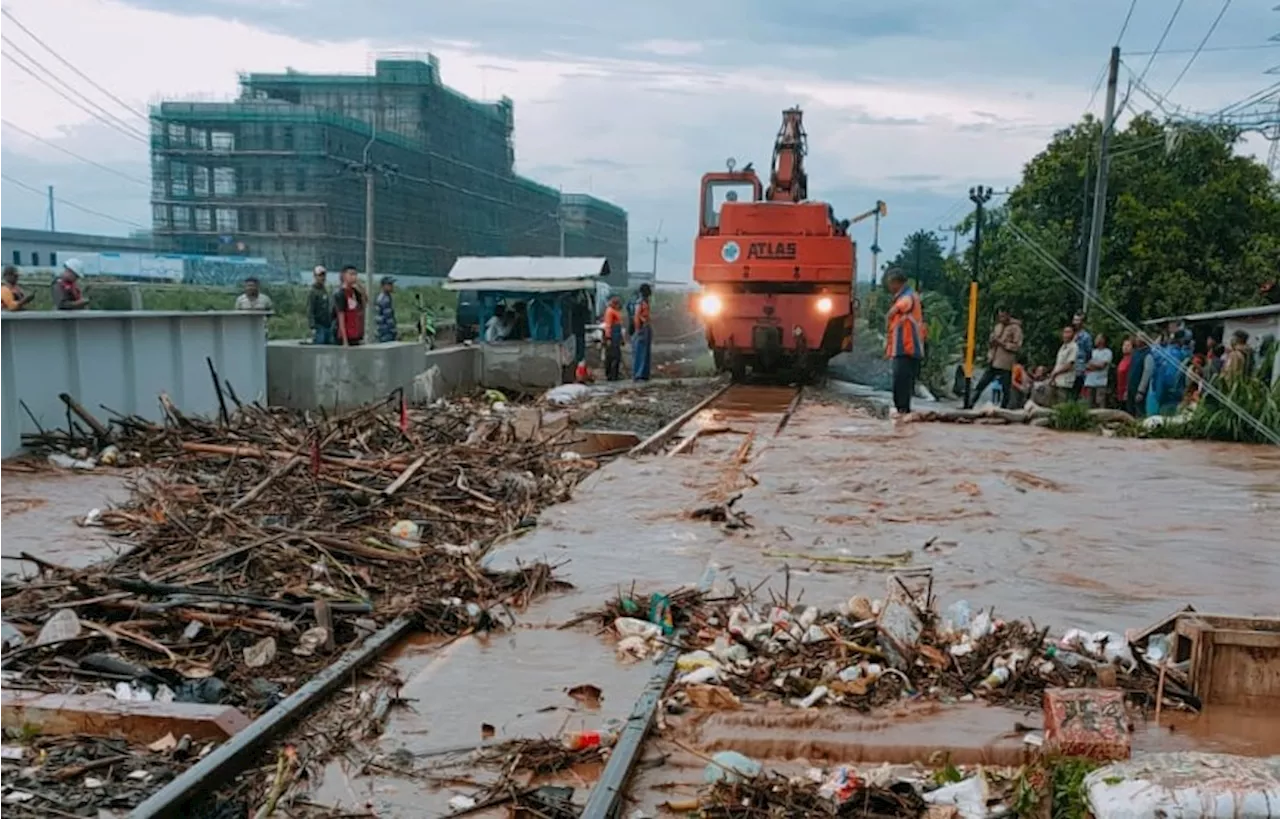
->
xmin=149 ymin=57 xmax=628 ymax=286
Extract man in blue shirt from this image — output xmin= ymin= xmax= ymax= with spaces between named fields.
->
xmin=1070 ymin=311 xmax=1093 ymax=401
xmin=375 ymin=276 xmax=397 ymax=343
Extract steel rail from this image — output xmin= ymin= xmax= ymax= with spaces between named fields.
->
xmin=627 ymin=380 xmax=732 ymax=456
xmin=580 ymin=565 xmax=716 ymax=819
xmin=129 ymin=615 xmax=417 ymax=819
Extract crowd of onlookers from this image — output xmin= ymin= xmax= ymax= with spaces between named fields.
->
xmin=969 ymin=308 xmax=1259 ymax=417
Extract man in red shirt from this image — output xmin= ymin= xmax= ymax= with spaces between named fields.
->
xmin=333 ymin=265 xmax=366 ymax=345
xmin=55 ymin=259 xmax=89 ymax=310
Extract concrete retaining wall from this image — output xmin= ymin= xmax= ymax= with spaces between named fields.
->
xmin=268 ymin=340 xmax=426 ymax=410
xmin=481 ymin=340 xmax=573 ymax=393
xmin=1 ymin=310 xmax=268 ymax=458
xmin=267 ymin=341 xmax=484 ymax=410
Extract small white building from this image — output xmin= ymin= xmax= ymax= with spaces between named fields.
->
xmin=1146 ymin=304 xmax=1280 ymax=384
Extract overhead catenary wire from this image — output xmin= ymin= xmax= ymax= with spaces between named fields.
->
xmin=1 ymin=119 xmax=150 ymax=187
xmin=1 ymin=173 xmax=148 ymax=230
xmin=1163 ymin=0 xmax=1234 ymax=98
xmin=1002 ymin=219 xmax=1280 ymax=447
xmin=0 ymin=7 xmax=148 ymax=123
xmin=0 ymin=49 xmax=147 ymax=143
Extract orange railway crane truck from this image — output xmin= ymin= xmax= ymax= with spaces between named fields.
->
xmin=692 ymin=107 xmax=857 ymax=381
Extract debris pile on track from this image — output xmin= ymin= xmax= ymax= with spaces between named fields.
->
xmin=700 ymin=771 xmax=927 ymax=818
xmin=3 ymin=394 xmax=587 ymax=713
xmin=570 ymin=573 xmax=1173 ymax=712
xmin=0 ymin=735 xmax=197 ymax=818
xmin=570 ymin=380 xmax=722 ymax=437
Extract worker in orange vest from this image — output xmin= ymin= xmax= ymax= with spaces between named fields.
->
xmin=883 ymin=268 xmax=925 ymax=415
xmin=602 ymin=295 xmax=626 ymax=381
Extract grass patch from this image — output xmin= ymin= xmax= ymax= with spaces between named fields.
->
xmin=1048 ymin=400 xmax=1097 ymax=432
xmin=1149 ymin=374 xmax=1280 ymax=444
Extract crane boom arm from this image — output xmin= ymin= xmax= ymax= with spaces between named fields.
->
xmin=766 ymin=107 xmax=808 ymax=202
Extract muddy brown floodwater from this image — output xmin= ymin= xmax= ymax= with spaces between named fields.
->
xmin=1 ymin=469 xmax=130 ymax=577
xmin=17 ymin=395 xmax=1273 ymax=816
xmin=300 ymin=391 xmax=1279 ymax=816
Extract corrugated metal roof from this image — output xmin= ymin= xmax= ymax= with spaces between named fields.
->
xmin=1143 ymin=303 xmax=1280 ymax=325
xmin=445 ymin=256 xmax=610 ymax=291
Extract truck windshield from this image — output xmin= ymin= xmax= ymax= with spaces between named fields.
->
xmin=703 ymin=181 xmax=757 ymax=229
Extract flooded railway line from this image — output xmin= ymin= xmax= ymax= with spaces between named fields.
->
xmin=6 ymin=380 xmax=1278 ymax=818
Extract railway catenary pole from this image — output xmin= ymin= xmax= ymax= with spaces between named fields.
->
xmin=963 ymin=185 xmax=993 ymax=408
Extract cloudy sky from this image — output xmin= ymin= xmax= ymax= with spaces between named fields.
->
xmin=1 ymin=0 xmax=1275 ymax=279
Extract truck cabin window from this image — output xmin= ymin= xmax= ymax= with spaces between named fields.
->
xmin=703 ymin=182 xmax=757 ymax=229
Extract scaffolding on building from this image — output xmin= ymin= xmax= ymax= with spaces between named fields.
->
xmin=149 ymin=57 xmax=628 ymax=285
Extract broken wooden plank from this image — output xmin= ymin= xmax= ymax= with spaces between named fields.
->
xmin=2 ymin=691 xmax=251 ymax=743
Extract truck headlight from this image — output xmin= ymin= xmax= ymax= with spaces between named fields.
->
xmin=816 ymin=296 xmax=833 ymax=314
xmin=699 ymin=294 xmax=723 ymax=317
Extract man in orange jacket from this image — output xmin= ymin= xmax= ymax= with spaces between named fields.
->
xmin=602 ymin=295 xmax=626 ymax=381
xmin=884 ymin=268 xmax=925 ymax=415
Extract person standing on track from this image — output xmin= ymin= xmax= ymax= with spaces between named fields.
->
xmin=603 ymin=295 xmax=626 ymax=381
xmin=883 ymin=268 xmax=925 ymax=416
xmin=632 ymin=283 xmax=653 ymax=382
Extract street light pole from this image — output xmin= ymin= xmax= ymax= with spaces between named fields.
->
xmin=963 ymin=185 xmax=994 ymax=408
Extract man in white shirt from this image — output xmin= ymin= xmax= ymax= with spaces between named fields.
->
xmin=483 ymin=305 xmax=511 ymax=343
xmin=234 ymin=277 xmax=273 ymax=311
xmin=1048 ymin=325 xmax=1078 ymax=404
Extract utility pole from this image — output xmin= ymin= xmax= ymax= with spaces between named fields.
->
xmin=938 ymin=224 xmax=960 ymax=256
xmin=47 ymin=185 xmax=56 ymax=233
xmin=364 ymin=169 xmax=375 ymax=328
xmin=1083 ymin=45 xmax=1120 ymax=316
xmin=346 ymin=121 xmax=397 ymax=333
xmin=646 ymin=235 xmax=667 ymax=280
xmin=558 ymin=205 xmax=566 ymax=257
xmin=963 ymin=185 xmax=994 ymax=408
xmin=912 ymin=232 xmax=925 ymax=291
xmin=870 ymin=204 xmax=884 ymax=287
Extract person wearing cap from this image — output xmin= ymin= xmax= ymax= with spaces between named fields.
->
xmin=2 ymin=266 xmax=34 ymax=311
xmin=308 ymin=266 xmax=336 ymax=345
xmin=375 ymin=275 xmax=397 ymax=343
xmin=235 ymin=277 xmax=273 ymax=311
xmin=55 ymin=259 xmax=89 ymax=311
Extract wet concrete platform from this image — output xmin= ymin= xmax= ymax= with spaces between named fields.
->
xmin=1 ymin=468 xmax=129 ymax=577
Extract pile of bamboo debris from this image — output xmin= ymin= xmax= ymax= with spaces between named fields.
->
xmin=4 ymin=392 xmax=588 ymax=712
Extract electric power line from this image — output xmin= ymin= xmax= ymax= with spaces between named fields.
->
xmin=1 ymin=119 xmax=150 ymax=187
xmin=1116 ymin=0 xmax=1140 ymax=45
xmin=0 ymin=49 xmax=147 ymax=143
xmin=1003 ymin=219 xmax=1280 ymax=446
xmin=1125 ymin=42 xmax=1277 ymax=55
xmin=1136 ymin=0 xmax=1187 ymax=85
xmin=1163 ymin=0 xmax=1234 ymax=98
xmin=1 ymin=172 xmax=148 ymax=230
xmin=0 ymin=7 xmax=148 ymax=123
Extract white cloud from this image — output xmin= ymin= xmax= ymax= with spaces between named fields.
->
xmin=627 ymin=39 xmax=706 ymax=58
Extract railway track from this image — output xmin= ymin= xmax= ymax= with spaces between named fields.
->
xmin=582 ymin=381 xmax=805 ymax=818
xmin=628 ymin=381 xmax=804 ymax=457
xmin=127 ymin=381 xmax=806 ymax=819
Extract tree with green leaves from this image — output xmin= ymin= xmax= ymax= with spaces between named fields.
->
xmin=973 ymin=113 xmax=1280 ymax=367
